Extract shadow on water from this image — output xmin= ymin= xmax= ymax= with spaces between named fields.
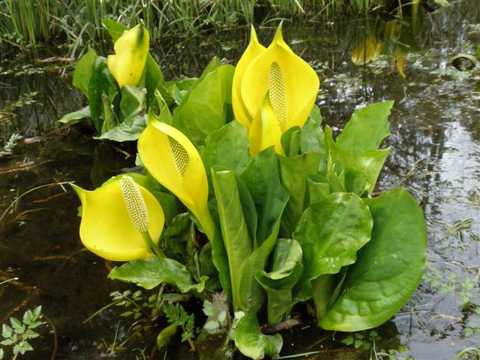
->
xmin=1 ymin=1 xmax=480 ymax=358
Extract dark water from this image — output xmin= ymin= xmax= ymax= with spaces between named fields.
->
xmin=1 ymin=2 xmax=480 ymax=359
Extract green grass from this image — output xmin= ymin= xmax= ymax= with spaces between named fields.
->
xmin=0 ymin=0 xmax=432 ymax=52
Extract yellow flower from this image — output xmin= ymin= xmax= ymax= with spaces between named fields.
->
xmin=351 ymin=35 xmax=384 ymax=65
xmin=73 ymin=176 xmax=165 ymax=261
xmin=107 ymin=24 xmax=150 ymax=88
xmin=249 ymin=96 xmax=283 ymax=155
xmin=232 ymin=26 xmax=266 ymax=129
xmin=138 ymin=120 xmax=215 ymax=240
xmin=232 ymin=25 xmax=320 ymax=154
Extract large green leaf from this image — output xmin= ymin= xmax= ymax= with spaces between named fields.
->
xmin=212 ymin=170 xmax=252 ymax=310
xmin=119 ymin=85 xmax=145 ymax=120
xmin=232 ymin=312 xmax=283 ymax=360
xmin=173 ymin=63 xmax=234 ymax=147
xmin=325 ymin=101 xmax=393 ymax=195
xmin=73 ymin=47 xmax=98 ymax=97
xmin=294 ymin=192 xmax=373 ymax=300
xmin=279 ymin=153 xmax=322 ymax=236
xmin=326 ymin=126 xmax=389 ymax=195
xmin=95 ymin=115 xmax=146 ymax=142
xmin=203 ymin=121 xmax=250 ymax=175
xmin=336 ymin=101 xmax=393 ymax=153
xmin=319 ymin=188 xmax=426 ymax=331
xmin=240 ymin=148 xmax=289 ymax=247
xmin=109 ymin=256 xmax=206 ymax=293
xmin=58 ymin=106 xmax=90 ymax=125
xmin=238 ymin=219 xmax=282 ymax=312
xmin=88 ymin=56 xmax=119 ymax=133
xmin=256 ymin=239 xmax=303 ymax=325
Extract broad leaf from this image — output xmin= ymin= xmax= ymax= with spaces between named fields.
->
xmin=203 ymin=122 xmax=250 ymax=175
xmin=325 ymin=101 xmax=393 ymax=195
xmin=256 ymin=239 xmax=303 ymax=325
xmin=319 ymin=188 xmax=426 ymax=331
xmin=294 ymin=192 xmax=373 ymax=300
xmin=73 ymin=47 xmax=98 ymax=97
xmin=232 ymin=312 xmax=283 ymax=360
xmin=88 ymin=56 xmax=118 ymax=132
xmin=173 ymin=63 xmax=234 ymax=146
xmin=238 ymin=219 xmax=282 ymax=312
xmin=95 ymin=115 xmax=146 ymax=142
xmin=109 ymin=256 xmax=206 ymax=293
xmin=58 ymin=106 xmax=90 ymax=125
xmin=300 ymin=105 xmax=326 ymax=156
xmin=279 ymin=153 xmax=322 ymax=235
xmin=326 ymin=126 xmax=389 ymax=195
xmin=240 ymin=148 xmax=289 ymax=247
xmin=120 ymin=85 xmax=145 ymax=120
xmin=212 ymin=170 xmax=252 ymax=310
xmin=336 ymin=101 xmax=393 ymax=153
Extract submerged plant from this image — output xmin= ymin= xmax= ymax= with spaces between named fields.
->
xmin=69 ymin=23 xmax=427 ymax=359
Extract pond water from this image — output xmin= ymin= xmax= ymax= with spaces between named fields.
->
xmin=1 ymin=1 xmax=480 ymax=359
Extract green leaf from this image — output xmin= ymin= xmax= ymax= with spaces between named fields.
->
xmin=203 ymin=122 xmax=250 ymax=175
xmin=109 ymin=256 xmax=206 ymax=293
xmin=0 ymin=348 xmax=4 ymax=359
xmin=101 ymin=94 xmax=117 ymax=133
xmin=336 ymin=101 xmax=393 ymax=153
xmin=212 ymin=170 xmax=252 ymax=310
xmin=173 ymin=63 xmax=234 ymax=147
xmin=95 ymin=115 xmax=146 ymax=142
xmin=103 ymin=18 xmax=126 ymax=41
xmin=58 ymin=106 xmax=91 ymax=125
xmin=279 ymin=153 xmax=322 ymax=235
xmin=325 ymin=101 xmax=393 ymax=195
xmin=73 ymin=47 xmax=98 ymax=97
xmin=119 ymin=85 xmax=145 ymax=121
xmin=256 ymin=239 xmax=303 ymax=325
xmin=2 ymin=324 xmax=12 ymax=338
xmin=10 ymin=318 xmax=25 ymax=334
xmin=319 ymin=188 xmax=426 ymax=331
xmin=281 ymin=127 xmax=301 ymax=156
xmin=294 ymin=192 xmax=373 ymax=301
xmin=145 ymin=54 xmax=169 ymax=108
xmin=156 ymin=324 xmax=178 ymax=350
xmin=240 ymin=148 xmax=289 ymax=247
xmin=325 ymin=126 xmax=389 ymax=195
xmin=300 ymin=105 xmax=326 ymax=156
xmin=238 ymin=218 xmax=283 ymax=312
xmin=88 ymin=56 xmax=119 ymax=133
xmin=232 ymin=312 xmax=283 ymax=360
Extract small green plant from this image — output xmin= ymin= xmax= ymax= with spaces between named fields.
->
xmin=341 ymin=330 xmax=380 ymax=351
xmin=162 ymin=303 xmax=195 ymax=350
xmin=0 ymin=306 xmax=46 ymax=360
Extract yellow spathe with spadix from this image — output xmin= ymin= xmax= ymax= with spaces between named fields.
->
xmin=232 ymin=24 xmax=320 ymax=155
xmin=107 ymin=24 xmax=150 ymax=88
xmin=138 ymin=120 xmax=215 ymax=240
xmin=73 ymin=176 xmax=165 ymax=261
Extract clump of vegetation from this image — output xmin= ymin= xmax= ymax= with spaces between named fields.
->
xmin=0 ymin=0 xmax=449 ymax=52
xmin=0 ymin=306 xmax=46 ymax=360
xmin=65 ymin=22 xmax=426 ymax=359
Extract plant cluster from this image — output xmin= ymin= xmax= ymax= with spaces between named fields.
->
xmin=65 ymin=21 xmax=427 ymax=359
xmin=0 ymin=306 xmax=46 ymax=360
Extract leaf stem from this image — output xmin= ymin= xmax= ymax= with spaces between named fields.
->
xmin=142 ymin=232 xmax=165 ymax=259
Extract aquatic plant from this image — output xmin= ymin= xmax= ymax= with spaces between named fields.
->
xmin=70 ymin=23 xmax=426 ymax=359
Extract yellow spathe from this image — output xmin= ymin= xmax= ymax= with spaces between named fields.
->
xmin=73 ymin=177 xmax=164 ymax=261
xmin=138 ymin=120 xmax=215 ymax=240
xmin=107 ymin=24 xmax=150 ymax=88
xmin=249 ymin=97 xmax=283 ymax=155
xmin=239 ymin=25 xmax=320 ymax=132
xmin=232 ymin=26 xmax=266 ymax=129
